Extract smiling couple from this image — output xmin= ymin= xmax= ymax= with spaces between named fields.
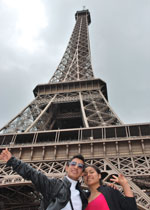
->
xmin=0 ymin=148 xmax=137 ymax=210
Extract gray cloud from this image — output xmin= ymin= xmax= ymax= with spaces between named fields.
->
xmin=0 ymin=0 xmax=150 ymax=128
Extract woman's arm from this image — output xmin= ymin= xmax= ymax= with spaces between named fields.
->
xmin=110 ymin=174 xmax=133 ymax=197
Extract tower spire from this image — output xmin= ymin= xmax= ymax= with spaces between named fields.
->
xmin=83 ymin=5 xmax=86 ymax=10
xmin=49 ymin=9 xmax=93 ymax=83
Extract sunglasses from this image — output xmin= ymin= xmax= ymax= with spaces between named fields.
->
xmin=69 ymin=161 xmax=84 ymax=169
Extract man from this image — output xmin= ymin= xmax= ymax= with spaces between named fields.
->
xmin=0 ymin=148 xmax=87 ymax=210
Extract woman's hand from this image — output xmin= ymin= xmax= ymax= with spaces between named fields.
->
xmin=0 ymin=148 xmax=12 ymax=162
xmin=110 ymin=174 xmax=133 ymax=197
xmin=110 ymin=174 xmax=128 ymax=187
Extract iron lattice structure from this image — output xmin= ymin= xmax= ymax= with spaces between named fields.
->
xmin=0 ymin=10 xmax=150 ymax=210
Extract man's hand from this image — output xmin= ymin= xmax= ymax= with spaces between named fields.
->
xmin=107 ymin=182 xmax=118 ymax=190
xmin=0 ymin=148 xmax=12 ymax=162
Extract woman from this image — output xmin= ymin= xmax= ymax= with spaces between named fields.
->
xmin=83 ymin=165 xmax=137 ymax=210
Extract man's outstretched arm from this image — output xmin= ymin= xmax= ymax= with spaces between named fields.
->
xmin=0 ymin=148 xmax=56 ymax=197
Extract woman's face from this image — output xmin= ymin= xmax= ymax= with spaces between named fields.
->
xmin=83 ymin=166 xmax=101 ymax=187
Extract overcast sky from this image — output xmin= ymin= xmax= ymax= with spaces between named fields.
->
xmin=0 ymin=0 xmax=150 ymax=128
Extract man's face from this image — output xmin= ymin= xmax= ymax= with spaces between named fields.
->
xmin=65 ymin=158 xmax=84 ymax=181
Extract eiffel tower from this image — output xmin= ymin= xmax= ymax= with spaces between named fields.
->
xmin=0 ymin=9 xmax=150 ymax=210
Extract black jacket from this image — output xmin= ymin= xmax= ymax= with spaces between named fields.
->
xmin=86 ymin=185 xmax=137 ymax=210
xmin=7 ymin=157 xmax=88 ymax=210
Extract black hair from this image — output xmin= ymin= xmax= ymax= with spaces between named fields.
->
xmin=84 ymin=164 xmax=103 ymax=185
xmin=67 ymin=154 xmax=85 ymax=166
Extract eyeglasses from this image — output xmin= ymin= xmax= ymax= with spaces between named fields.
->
xmin=69 ymin=161 xmax=84 ymax=169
